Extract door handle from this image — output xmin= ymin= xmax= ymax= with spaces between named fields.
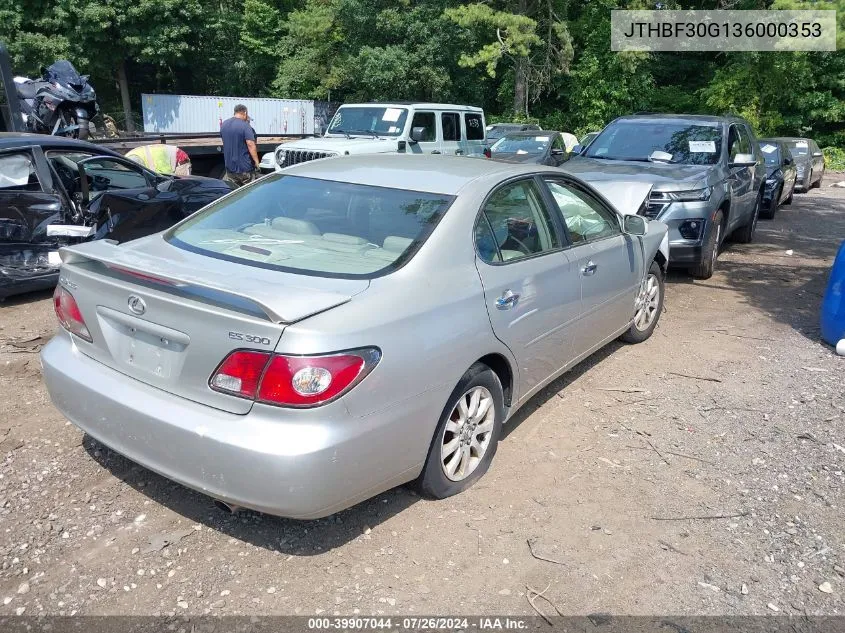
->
xmin=582 ymin=260 xmax=598 ymax=276
xmin=431 ymin=150 xmax=441 ymax=154
xmin=455 ymin=149 xmax=464 ymax=155
xmin=495 ymin=290 xmax=519 ymax=310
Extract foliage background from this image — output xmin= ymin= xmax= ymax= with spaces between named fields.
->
xmin=1 ymin=0 xmax=842 ymax=148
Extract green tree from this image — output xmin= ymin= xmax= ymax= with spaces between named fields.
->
xmin=445 ymin=0 xmax=572 ymax=116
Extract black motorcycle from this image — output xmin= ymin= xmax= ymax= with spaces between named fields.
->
xmin=15 ymin=60 xmax=98 ymax=139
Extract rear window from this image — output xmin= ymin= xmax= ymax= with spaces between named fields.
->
xmin=167 ymin=175 xmax=454 ymax=279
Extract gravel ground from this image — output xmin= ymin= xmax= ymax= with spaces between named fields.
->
xmin=0 ymin=174 xmax=843 ymax=618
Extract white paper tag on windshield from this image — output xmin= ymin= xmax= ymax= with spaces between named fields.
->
xmin=689 ymin=140 xmax=716 ymax=153
xmin=796 ymin=140 xmax=808 ymax=147
xmin=388 ymin=125 xmax=399 ymax=133
xmin=382 ymin=108 xmax=402 ymax=122
xmin=535 ymin=136 xmax=549 ymax=142
xmin=48 ymin=251 xmax=62 ymax=266
xmin=761 ymin=144 xmax=777 ymax=153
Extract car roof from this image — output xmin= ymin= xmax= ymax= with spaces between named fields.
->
xmin=768 ymin=136 xmax=814 ymax=143
xmin=343 ymin=102 xmax=484 ymax=112
xmin=612 ymin=113 xmax=740 ymax=126
xmin=499 ymin=130 xmax=557 ymax=138
xmin=279 ymin=154 xmax=548 ymax=195
xmin=0 ymin=132 xmax=122 ymax=155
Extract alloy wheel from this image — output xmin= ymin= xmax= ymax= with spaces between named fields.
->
xmin=634 ymin=273 xmax=661 ymax=331
xmin=441 ymin=386 xmax=495 ymax=482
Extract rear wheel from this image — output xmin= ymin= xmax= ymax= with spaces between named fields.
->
xmin=691 ymin=210 xmax=723 ymax=280
xmin=620 ymin=261 xmax=664 ymax=344
xmin=416 ymin=364 xmax=504 ymax=499
xmin=734 ymin=191 xmax=761 ymax=244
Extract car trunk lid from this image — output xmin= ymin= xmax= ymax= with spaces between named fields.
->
xmin=56 ymin=237 xmax=368 ymax=414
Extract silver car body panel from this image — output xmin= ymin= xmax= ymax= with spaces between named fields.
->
xmin=43 ymin=155 xmax=667 ymax=518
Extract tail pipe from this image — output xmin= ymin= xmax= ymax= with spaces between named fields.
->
xmin=213 ymin=499 xmax=243 ymax=514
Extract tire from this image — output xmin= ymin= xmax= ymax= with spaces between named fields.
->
xmin=760 ymin=186 xmax=779 ymax=219
xmin=416 ymin=364 xmax=504 ymax=499
xmin=620 ymin=261 xmax=665 ymax=344
xmin=734 ymin=191 xmax=761 ymax=244
xmin=691 ymin=210 xmax=723 ymax=280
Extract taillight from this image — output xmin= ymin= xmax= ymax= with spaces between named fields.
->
xmin=483 ymin=147 xmax=491 ymax=158
xmin=209 ymin=348 xmax=380 ymax=408
xmin=53 ymin=285 xmax=92 ymax=342
xmin=209 ymin=350 xmax=271 ymax=398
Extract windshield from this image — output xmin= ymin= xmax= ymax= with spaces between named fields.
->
xmin=491 ymin=135 xmax=550 ymax=155
xmin=327 ymin=107 xmax=408 ymax=137
xmin=45 ymin=60 xmax=83 ymax=86
xmin=784 ymin=140 xmax=809 ymax=156
xmin=759 ymin=143 xmax=781 ymax=165
xmin=168 ymin=175 xmax=454 ymax=279
xmin=585 ymin=120 xmax=723 ymax=165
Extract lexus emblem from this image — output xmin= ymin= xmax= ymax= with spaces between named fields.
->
xmin=127 ymin=295 xmax=146 ymax=315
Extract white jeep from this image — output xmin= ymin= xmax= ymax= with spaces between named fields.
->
xmin=268 ymin=102 xmax=487 ymax=171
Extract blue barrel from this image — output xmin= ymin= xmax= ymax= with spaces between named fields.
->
xmin=821 ymin=240 xmax=845 ymax=347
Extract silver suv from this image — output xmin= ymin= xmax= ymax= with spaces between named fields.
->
xmin=565 ymin=114 xmax=766 ymax=279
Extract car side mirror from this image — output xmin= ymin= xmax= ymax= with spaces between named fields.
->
xmin=812 ymin=151 xmax=823 ymax=157
xmin=551 ymin=148 xmax=565 ymax=156
xmin=572 ymin=144 xmax=584 ymax=155
xmin=622 ymin=214 xmax=647 ymax=236
xmin=784 ymin=157 xmax=793 ymax=165
xmin=729 ymin=153 xmax=757 ymax=167
xmin=410 ymin=126 xmax=426 ymax=144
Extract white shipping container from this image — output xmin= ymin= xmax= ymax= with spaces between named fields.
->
xmin=142 ymin=94 xmax=321 ymax=135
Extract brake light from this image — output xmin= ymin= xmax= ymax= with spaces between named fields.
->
xmin=209 ymin=348 xmax=380 ymax=408
xmin=483 ymin=147 xmax=492 ymax=158
xmin=53 ymin=285 xmax=92 ymax=342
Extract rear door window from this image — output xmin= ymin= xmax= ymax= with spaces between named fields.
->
xmin=441 ymin=112 xmax=461 ymax=142
xmin=168 ymin=175 xmax=455 ymax=278
xmin=475 ymin=179 xmax=561 ymax=264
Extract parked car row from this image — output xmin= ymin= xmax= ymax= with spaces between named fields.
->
xmin=17 ymin=99 xmax=827 ymax=521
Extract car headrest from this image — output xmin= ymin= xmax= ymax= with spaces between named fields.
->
xmin=270 ymin=217 xmax=320 ymax=235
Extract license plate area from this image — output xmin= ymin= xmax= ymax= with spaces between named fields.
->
xmin=96 ymin=306 xmax=189 ymax=381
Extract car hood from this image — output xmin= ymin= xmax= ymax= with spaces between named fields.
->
xmin=283 ymin=136 xmax=399 ymax=154
xmin=588 ymin=181 xmax=653 ymax=216
xmin=564 ymin=157 xmax=717 ymax=191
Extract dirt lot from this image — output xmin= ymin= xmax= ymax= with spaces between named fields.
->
xmin=1 ymin=175 xmax=843 ymax=618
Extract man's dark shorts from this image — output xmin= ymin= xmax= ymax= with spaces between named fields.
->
xmin=224 ymin=171 xmax=258 ymax=188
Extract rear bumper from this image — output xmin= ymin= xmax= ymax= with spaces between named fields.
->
xmin=41 ymin=334 xmax=430 ymax=519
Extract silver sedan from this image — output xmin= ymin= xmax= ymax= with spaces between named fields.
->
xmin=42 ymin=155 xmax=668 ymax=519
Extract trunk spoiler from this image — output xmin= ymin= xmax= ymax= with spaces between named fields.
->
xmin=59 ymin=240 xmax=358 ymax=324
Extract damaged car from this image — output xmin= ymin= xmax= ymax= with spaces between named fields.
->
xmin=0 ymin=133 xmax=232 ymax=300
